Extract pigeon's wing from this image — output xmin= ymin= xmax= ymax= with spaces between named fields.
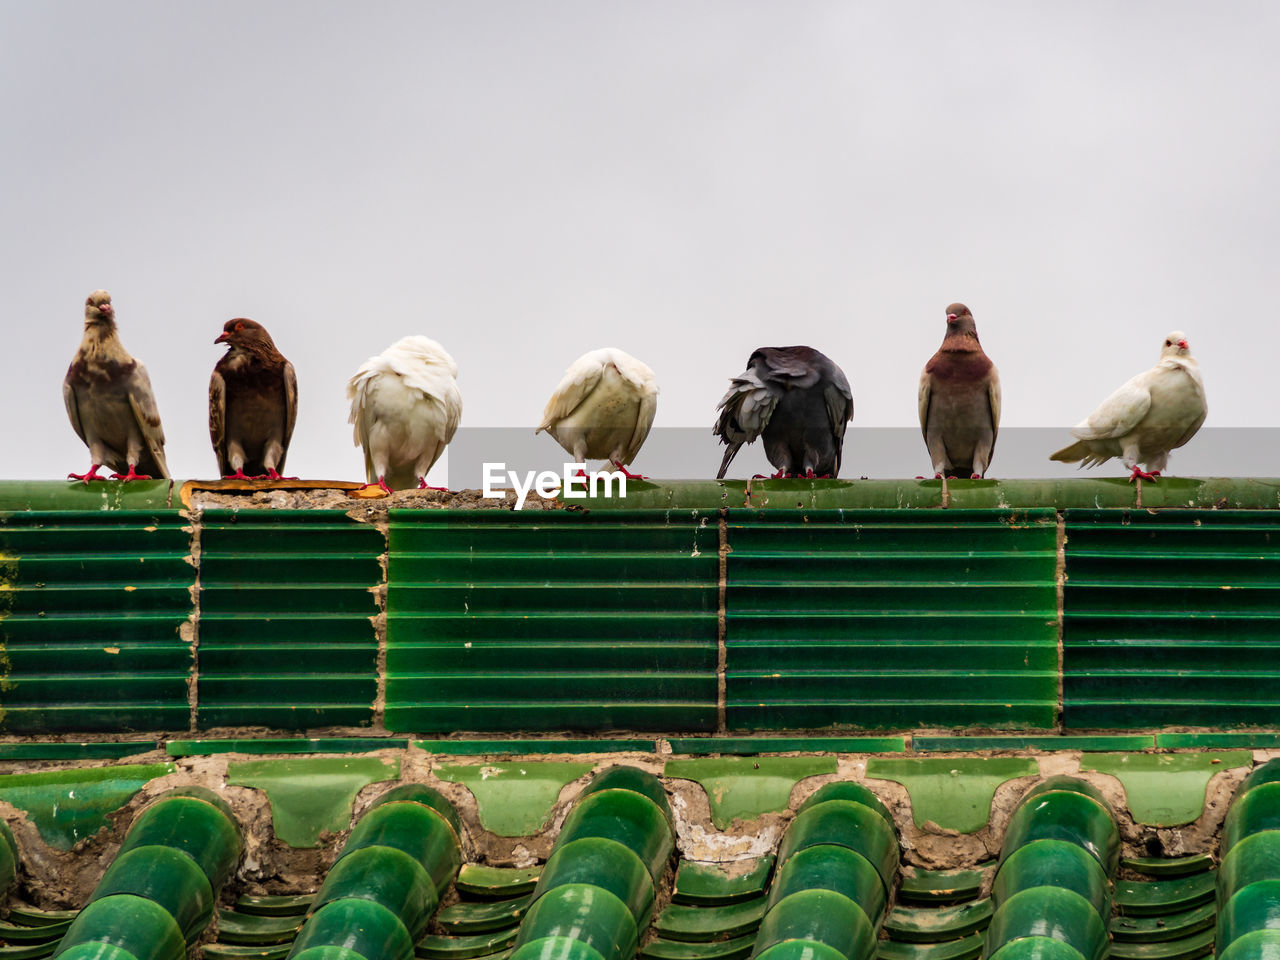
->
xmin=125 ymin=361 xmax=169 ymax=478
xmin=987 ymin=363 xmax=1002 ymax=446
xmin=917 ymin=369 xmax=932 ymax=441
xmin=441 ymin=378 xmax=463 ymax=445
xmin=623 ymin=388 xmax=658 ymax=465
xmin=823 ymin=363 xmax=854 ymax=442
xmin=280 ymin=359 xmax=299 ymax=471
xmin=63 ymin=375 xmax=86 ymax=446
xmin=538 ymin=353 xmax=605 ymax=432
xmin=1071 ymin=371 xmax=1152 ymax=441
xmin=209 ymin=367 xmax=229 ymax=475
xmin=713 ymin=370 xmax=780 ymax=479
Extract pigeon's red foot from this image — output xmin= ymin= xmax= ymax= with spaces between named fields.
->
xmin=68 ymin=465 xmax=106 ymax=483
xmin=110 ymin=465 xmax=152 ymax=482
xmin=223 ymin=469 xmax=255 ymax=481
xmin=771 ymin=469 xmax=790 ymax=480
xmin=359 ymin=477 xmax=394 ymax=495
xmin=946 ymin=475 xmax=959 ymax=480
xmin=417 ymin=478 xmax=449 ymax=492
xmin=1128 ymin=466 xmax=1159 ymax=483
xmin=804 ymin=468 xmax=817 ymax=479
xmin=610 ymin=461 xmax=648 ymax=481
xmin=971 ymin=473 xmax=983 ymax=480
xmin=934 ymin=473 xmax=944 ymax=479
xmin=265 ymin=469 xmax=299 ymax=481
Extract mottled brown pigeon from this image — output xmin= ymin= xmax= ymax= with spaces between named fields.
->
xmin=64 ymin=290 xmax=169 ymax=482
xmin=209 ymin=318 xmax=298 ymax=480
xmin=918 ymin=303 xmax=1001 ymax=478
xmin=714 ymin=345 xmax=854 ymax=479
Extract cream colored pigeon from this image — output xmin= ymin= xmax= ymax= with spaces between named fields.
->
xmin=64 ymin=290 xmax=170 ymax=482
xmin=1050 ymin=330 xmax=1206 ymax=481
xmin=918 ymin=303 xmax=1001 ymax=478
xmin=347 ymin=336 xmax=462 ymax=493
xmin=537 ymin=347 xmax=659 ymax=479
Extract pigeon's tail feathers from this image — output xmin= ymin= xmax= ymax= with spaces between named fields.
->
xmin=716 ymin=441 xmax=744 ymax=480
xmin=1050 ymin=440 xmax=1111 ymax=469
xmin=714 ymin=371 xmax=778 ymax=445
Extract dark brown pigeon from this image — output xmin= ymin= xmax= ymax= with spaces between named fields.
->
xmin=918 ymin=303 xmax=1001 ymax=478
xmin=714 ymin=346 xmax=854 ymax=479
xmin=209 ymin=318 xmax=298 ymax=480
xmin=64 ymin=290 xmax=169 ymax=482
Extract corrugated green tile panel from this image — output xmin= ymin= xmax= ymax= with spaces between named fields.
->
xmin=384 ymin=510 xmax=719 ymax=733
xmin=1063 ymin=509 xmax=1280 ymax=729
xmin=197 ymin=509 xmax=382 ymax=730
xmin=0 ymin=510 xmax=192 ymax=733
xmin=723 ymin=509 xmax=1059 ymax=731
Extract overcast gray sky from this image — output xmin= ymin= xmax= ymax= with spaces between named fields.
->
xmin=4 ymin=2 xmax=1278 ymax=483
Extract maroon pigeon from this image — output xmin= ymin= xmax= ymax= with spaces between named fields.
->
xmin=209 ymin=318 xmax=298 ymax=480
xmin=714 ymin=346 xmax=854 ymax=479
xmin=64 ymin=290 xmax=169 ymax=482
xmin=918 ymin=303 xmax=1001 ymax=478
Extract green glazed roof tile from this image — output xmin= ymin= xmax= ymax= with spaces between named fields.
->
xmin=640 ymin=934 xmax=757 ymax=960
xmin=1110 ymin=902 xmax=1216 ymax=943
xmin=455 ymin=864 xmax=541 ymax=898
xmin=866 ymin=757 xmax=1038 ymax=834
xmin=168 ymin=739 xmax=409 ymax=756
xmin=672 ymin=857 xmax=775 ymax=906
xmin=652 ymin=897 xmax=767 ymax=943
xmin=215 ymin=910 xmax=305 ymax=945
xmin=1114 ymin=872 xmax=1216 ymax=917
xmin=232 ymin=895 xmax=314 ymax=917
xmin=226 ymin=756 xmax=400 ymax=847
xmin=1079 ymin=752 xmax=1250 ymax=825
xmin=1106 ymin=926 xmax=1215 ymax=960
xmin=203 ymin=945 xmax=291 ymax=960
xmin=667 ymin=737 xmax=906 ymax=755
xmin=883 ymin=900 xmax=994 ymax=944
xmin=416 ymin=928 xmax=518 ymax=960
xmin=898 ymin=868 xmax=992 ymax=906
xmin=0 ymin=920 xmax=70 ymax=943
xmin=1120 ymin=855 xmax=1214 ymax=878
xmin=0 ymin=743 xmax=159 ymax=761
xmin=878 ymin=933 xmax=984 ymax=960
xmin=0 ymin=762 xmax=173 ymax=849
xmin=4 ymin=908 xmax=79 ymax=927
xmin=0 ymin=945 xmax=57 ymax=960
xmin=1157 ymin=732 xmax=1280 ymax=749
xmin=436 ymin=895 xmax=531 ymax=934
xmin=418 ymin=740 xmax=656 ymax=756
xmin=434 ymin=762 xmax=594 ymax=837
xmin=664 ymin=757 xmax=837 ymax=830
xmin=913 ymin=735 xmax=1156 ymax=752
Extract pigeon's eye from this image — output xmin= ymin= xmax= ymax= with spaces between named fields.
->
xmin=235 ymin=322 xmax=245 ymax=332
xmin=1165 ymin=339 xmax=1171 ymax=346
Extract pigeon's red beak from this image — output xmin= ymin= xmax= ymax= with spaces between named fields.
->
xmin=946 ymin=313 xmax=958 ymax=323
xmin=1178 ymin=339 xmax=1188 ymax=349
xmin=214 ymin=332 xmax=230 ymax=344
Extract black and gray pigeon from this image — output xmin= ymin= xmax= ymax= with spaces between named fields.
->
xmin=918 ymin=303 xmax=1001 ymax=478
xmin=713 ymin=346 xmax=854 ymax=479
xmin=64 ymin=290 xmax=170 ymax=482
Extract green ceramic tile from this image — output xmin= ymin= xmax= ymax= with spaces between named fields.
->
xmin=203 ymin=945 xmax=292 ymax=960
xmin=884 ymin=900 xmax=993 ymax=943
xmin=1080 ymin=752 xmax=1251 ymax=826
xmin=898 ymin=868 xmax=992 ymax=905
xmin=1157 ymin=732 xmax=1280 ymax=749
xmin=1120 ymin=855 xmax=1213 ymax=878
xmin=866 ymin=757 xmax=1038 ymax=834
xmin=667 ymin=737 xmax=906 ymax=755
xmin=455 ymin=864 xmax=541 ymax=898
xmin=419 ymin=741 xmax=656 ymax=755
xmin=672 ymin=857 xmax=775 ymax=906
xmin=664 ymin=757 xmax=836 ymax=830
xmin=641 ymin=933 xmax=757 ymax=960
xmin=913 ymin=735 xmax=1156 ymax=752
xmin=0 ymin=742 xmax=159 ymax=760
xmin=436 ymin=895 xmax=531 ymax=934
xmin=227 ymin=756 xmax=400 ymax=847
xmin=1111 ymin=902 xmax=1216 ymax=942
xmin=878 ymin=933 xmax=984 ymax=960
xmin=1107 ymin=926 xmax=1214 ymax=960
xmin=0 ymin=762 xmax=173 ymax=850
xmin=0 ymin=920 xmax=70 ymax=943
xmin=416 ymin=928 xmax=518 ymax=960
xmin=233 ymin=894 xmax=314 ymax=917
xmin=215 ymin=910 xmax=305 ymax=945
xmin=1114 ymin=872 xmax=1216 ymax=917
xmin=434 ymin=762 xmax=594 ymax=837
xmin=4 ymin=909 xmax=78 ymax=927
xmin=652 ymin=897 xmax=768 ymax=943
xmin=168 ymin=738 xmax=409 ymax=756
xmin=0 ymin=944 xmax=56 ymax=960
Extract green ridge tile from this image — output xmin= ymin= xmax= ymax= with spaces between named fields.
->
xmin=664 ymin=757 xmax=836 ymax=830
xmin=418 ymin=740 xmax=656 ymax=755
xmin=436 ymin=895 xmax=531 ymax=934
xmin=898 ymin=868 xmax=992 ymax=905
xmin=673 ymin=857 xmax=775 ymax=906
xmin=866 ymin=757 xmax=1038 ymax=834
xmin=668 ymin=737 xmax=906 ymax=755
xmin=1120 ymin=855 xmax=1213 ymax=878
xmin=641 ymin=933 xmax=757 ymax=960
xmin=878 ymin=933 xmax=984 ymax=960
xmin=1080 ymin=752 xmax=1251 ymax=826
xmin=455 ymin=864 xmax=541 ymax=898
xmin=215 ymin=910 xmax=305 ymax=945
xmin=913 ymin=735 xmax=1156 ymax=752
xmin=0 ymin=742 xmax=159 ymax=760
xmin=434 ymin=762 xmax=594 ymax=836
xmin=168 ymin=739 xmax=409 ymax=756
xmin=883 ymin=899 xmax=994 ymax=943
xmin=226 ymin=756 xmax=400 ymax=847
xmin=1106 ymin=926 xmax=1214 ymax=960
xmin=652 ymin=897 xmax=768 ymax=943
xmin=1111 ymin=902 xmax=1217 ymax=942
xmin=1114 ymin=872 xmax=1216 ymax=917
xmin=0 ymin=762 xmax=173 ymax=849
xmin=1157 ymin=732 xmax=1280 ymax=749
xmin=416 ymin=928 xmax=518 ymax=959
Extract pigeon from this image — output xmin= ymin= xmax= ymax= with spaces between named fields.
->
xmin=346 ymin=336 xmax=462 ymax=493
xmin=537 ymin=348 xmax=659 ymax=479
xmin=209 ymin=318 xmax=298 ymax=480
xmin=918 ymin=303 xmax=1001 ymax=478
xmin=714 ymin=346 xmax=854 ymax=479
xmin=63 ymin=290 xmax=169 ymax=483
xmin=1050 ymin=331 xmax=1207 ymax=481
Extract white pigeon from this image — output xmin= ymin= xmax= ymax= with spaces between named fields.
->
xmin=1050 ymin=330 xmax=1206 ymax=481
xmin=346 ymin=336 xmax=462 ymax=493
xmin=537 ymin=347 xmax=659 ymax=479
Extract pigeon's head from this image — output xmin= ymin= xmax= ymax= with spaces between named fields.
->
xmin=216 ymin=318 xmax=275 ymax=348
xmin=84 ymin=290 xmax=114 ymax=326
xmin=943 ymin=303 xmax=978 ymax=339
xmin=1161 ymin=331 xmax=1191 ymax=357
